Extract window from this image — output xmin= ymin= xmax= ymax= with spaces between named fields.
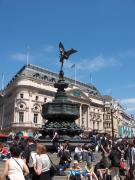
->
xmin=35 ymin=96 xmax=38 ymax=101
xmin=19 ymin=112 xmax=24 ymax=123
xmin=44 ymin=97 xmax=47 ymax=102
xmin=20 ymin=94 xmax=24 ymax=98
xmin=34 ymin=106 xmax=38 ymax=111
xmin=33 ymin=114 xmax=38 ymax=123
xmin=97 ymin=122 xmax=99 ymax=130
xmin=20 ymin=104 xmax=24 ymax=109
xmin=93 ymin=122 xmax=95 ymax=129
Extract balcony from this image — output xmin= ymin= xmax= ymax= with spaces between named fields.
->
xmin=11 ymin=122 xmax=42 ymax=128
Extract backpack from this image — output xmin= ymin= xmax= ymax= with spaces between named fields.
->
xmin=27 ymin=151 xmax=37 ymax=168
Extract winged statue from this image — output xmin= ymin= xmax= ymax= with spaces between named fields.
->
xmin=59 ymin=42 xmax=77 ymax=70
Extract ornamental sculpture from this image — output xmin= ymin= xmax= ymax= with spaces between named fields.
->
xmin=59 ymin=42 xmax=77 ymax=71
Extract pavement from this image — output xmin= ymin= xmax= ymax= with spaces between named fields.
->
xmin=0 ymin=152 xmax=101 ymax=179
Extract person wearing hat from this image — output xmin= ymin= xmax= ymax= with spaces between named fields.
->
xmin=83 ymin=161 xmax=98 ymax=180
xmin=66 ymin=160 xmax=83 ymax=180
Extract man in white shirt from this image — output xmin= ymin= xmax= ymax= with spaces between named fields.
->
xmin=74 ymin=144 xmax=82 ymax=162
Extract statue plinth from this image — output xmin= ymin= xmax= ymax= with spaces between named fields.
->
xmin=40 ymin=42 xmax=83 ymax=139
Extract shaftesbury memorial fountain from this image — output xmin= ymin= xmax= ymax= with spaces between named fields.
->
xmin=41 ymin=42 xmax=83 ymax=140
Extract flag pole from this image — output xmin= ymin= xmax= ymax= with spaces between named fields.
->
xmin=26 ymin=45 xmax=30 ymax=66
xmin=90 ymin=73 xmax=92 ymax=84
xmin=1 ymin=73 xmax=4 ymax=90
xmin=75 ymin=65 xmax=76 ymax=85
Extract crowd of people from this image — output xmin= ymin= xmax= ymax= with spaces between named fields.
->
xmin=0 ymin=132 xmax=135 ymax=179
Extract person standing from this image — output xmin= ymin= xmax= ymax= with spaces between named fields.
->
xmin=34 ymin=144 xmax=51 ymax=180
xmin=131 ymin=143 xmax=135 ymax=165
xmin=22 ymin=137 xmax=37 ymax=180
xmin=2 ymin=145 xmax=29 ymax=180
xmin=109 ymin=146 xmax=121 ymax=180
xmin=51 ymin=130 xmax=59 ymax=153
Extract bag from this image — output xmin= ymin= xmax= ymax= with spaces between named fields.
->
xmin=50 ymin=164 xmax=58 ymax=177
xmin=120 ymin=160 xmax=126 ymax=170
xmin=48 ymin=155 xmax=58 ymax=177
xmin=28 ymin=151 xmax=37 ymax=168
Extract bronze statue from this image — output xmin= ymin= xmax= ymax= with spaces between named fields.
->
xmin=59 ymin=42 xmax=77 ymax=71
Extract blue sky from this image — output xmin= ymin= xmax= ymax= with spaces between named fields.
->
xmin=0 ymin=0 xmax=135 ymax=114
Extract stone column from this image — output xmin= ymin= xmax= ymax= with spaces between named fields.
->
xmin=80 ymin=104 xmax=82 ymax=127
xmin=87 ymin=106 xmax=90 ymax=129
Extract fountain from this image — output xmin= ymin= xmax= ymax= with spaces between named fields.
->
xmin=40 ymin=42 xmax=83 ymax=140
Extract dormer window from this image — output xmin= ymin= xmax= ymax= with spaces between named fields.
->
xmin=20 ymin=104 xmax=24 ymax=109
xmin=33 ymin=73 xmax=40 ymax=78
xmin=44 ymin=97 xmax=47 ymax=102
xmin=35 ymin=96 xmax=38 ymax=101
xmin=20 ymin=94 xmax=24 ymax=98
xmin=34 ymin=106 xmax=38 ymax=111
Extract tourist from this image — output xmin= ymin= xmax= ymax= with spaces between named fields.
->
xmin=22 ymin=137 xmax=37 ymax=180
xmin=74 ymin=144 xmax=82 ymax=162
xmin=57 ymin=143 xmax=64 ymax=157
xmin=34 ymin=144 xmax=51 ymax=180
xmin=95 ymin=152 xmax=111 ymax=179
xmin=130 ymin=142 xmax=135 ymax=165
xmin=100 ymin=134 xmax=110 ymax=154
xmin=109 ymin=146 xmax=121 ymax=180
xmin=83 ymin=161 xmax=98 ymax=180
xmin=2 ymin=145 xmax=29 ymax=180
xmin=82 ymin=144 xmax=90 ymax=162
xmin=51 ymin=130 xmax=59 ymax=153
xmin=66 ymin=160 xmax=83 ymax=180
xmin=0 ymin=143 xmax=10 ymax=160
xmin=59 ymin=145 xmax=72 ymax=173
xmin=63 ymin=141 xmax=72 ymax=155
xmin=87 ymin=145 xmax=95 ymax=162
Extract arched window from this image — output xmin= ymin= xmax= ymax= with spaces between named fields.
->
xmin=43 ymin=75 xmax=48 ymax=81
xmin=50 ymin=78 xmax=56 ymax=83
xmin=33 ymin=73 xmax=40 ymax=78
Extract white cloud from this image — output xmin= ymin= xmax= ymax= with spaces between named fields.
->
xmin=128 ymin=84 xmax=135 ymax=89
xmin=11 ymin=53 xmax=27 ymax=61
xmin=121 ymin=98 xmax=135 ymax=104
xmin=120 ymin=98 xmax=135 ymax=114
xmin=66 ymin=55 xmax=120 ymax=72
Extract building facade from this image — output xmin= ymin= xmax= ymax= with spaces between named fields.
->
xmin=118 ymin=112 xmax=135 ymax=138
xmin=0 ymin=64 xmax=134 ymax=136
xmin=0 ymin=64 xmax=104 ymax=135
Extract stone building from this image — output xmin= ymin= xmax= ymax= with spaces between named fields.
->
xmin=103 ymin=96 xmax=121 ymax=137
xmin=0 ymin=64 xmax=104 ymax=135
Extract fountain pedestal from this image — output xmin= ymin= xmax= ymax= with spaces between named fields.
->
xmin=41 ymin=70 xmax=83 ymax=139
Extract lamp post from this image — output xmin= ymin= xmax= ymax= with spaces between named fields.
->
xmin=110 ymin=100 xmax=118 ymax=146
xmin=110 ymin=107 xmax=115 ymax=146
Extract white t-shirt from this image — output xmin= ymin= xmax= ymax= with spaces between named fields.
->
xmin=37 ymin=154 xmax=51 ymax=172
xmin=131 ymin=147 xmax=135 ymax=165
xmin=8 ymin=158 xmax=25 ymax=180
xmin=75 ymin=147 xmax=82 ymax=155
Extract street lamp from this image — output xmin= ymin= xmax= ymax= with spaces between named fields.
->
xmin=110 ymin=106 xmax=115 ymax=146
xmin=110 ymin=100 xmax=117 ymax=146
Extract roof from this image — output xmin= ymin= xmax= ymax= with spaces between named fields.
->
xmin=102 ymin=95 xmax=113 ymax=102
xmin=3 ymin=64 xmax=102 ymax=97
